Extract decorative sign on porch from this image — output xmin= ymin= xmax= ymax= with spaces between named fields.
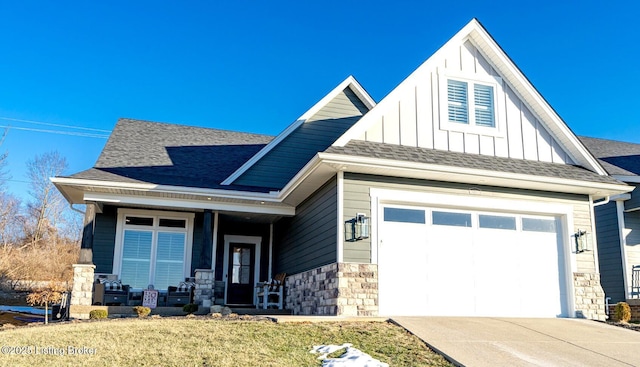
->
xmin=143 ymin=289 xmax=159 ymax=309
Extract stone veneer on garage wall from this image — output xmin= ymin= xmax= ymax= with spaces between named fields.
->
xmin=573 ymin=272 xmax=607 ymax=321
xmin=286 ymin=266 xmax=608 ymax=319
xmin=285 ymin=263 xmax=378 ymax=316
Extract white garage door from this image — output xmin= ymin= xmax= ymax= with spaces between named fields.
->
xmin=378 ymin=205 xmax=569 ymax=317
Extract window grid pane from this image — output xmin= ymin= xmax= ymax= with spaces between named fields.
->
xmin=154 ymin=232 xmax=185 ymax=290
xmin=474 ymin=84 xmax=495 ymax=127
xmin=121 ymin=230 xmax=152 ymax=289
xmin=125 ymin=216 xmax=154 ymax=226
xmin=479 ymin=214 xmax=516 ymax=230
xmin=232 ymin=247 xmax=251 ymax=284
xmin=432 ymin=211 xmax=472 ymax=227
xmin=522 ymin=218 xmax=556 ymax=233
xmin=159 ymin=218 xmax=187 ymax=228
xmin=383 ymin=207 xmax=426 ymax=224
xmin=447 ymin=79 xmax=468 ymax=123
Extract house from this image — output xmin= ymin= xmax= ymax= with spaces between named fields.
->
xmin=53 ymin=19 xmax=632 ymax=320
xmin=579 ymin=137 xmax=640 ymax=310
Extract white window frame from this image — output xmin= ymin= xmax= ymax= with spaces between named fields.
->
xmin=113 ymin=208 xmax=195 ymax=290
xmin=439 ymin=72 xmax=505 ymax=137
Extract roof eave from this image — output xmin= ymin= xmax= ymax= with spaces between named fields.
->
xmin=51 ymin=176 xmax=282 ymax=203
xmin=316 ymin=152 xmax=632 ymax=199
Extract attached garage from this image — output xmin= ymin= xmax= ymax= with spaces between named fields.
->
xmin=377 ymin=201 xmax=571 ymax=317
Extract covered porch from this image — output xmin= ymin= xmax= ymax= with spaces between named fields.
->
xmin=69 ymin=199 xmax=294 ymax=318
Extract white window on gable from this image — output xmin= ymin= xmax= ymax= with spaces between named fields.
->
xmin=447 ymin=78 xmax=495 ymax=128
xmin=447 ymin=80 xmax=469 ymax=123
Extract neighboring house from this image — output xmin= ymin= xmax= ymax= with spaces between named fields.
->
xmin=54 ymin=19 xmax=631 ymax=320
xmin=580 ymin=137 xmax=640 ymax=305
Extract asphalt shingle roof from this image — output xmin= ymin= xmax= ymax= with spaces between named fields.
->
xmin=579 ymin=136 xmax=640 ymax=177
xmin=325 ymin=140 xmax=622 ymax=185
xmin=69 ymin=118 xmax=274 ymax=191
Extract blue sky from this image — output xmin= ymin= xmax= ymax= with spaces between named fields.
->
xmin=0 ymin=1 xmax=638 ymax=200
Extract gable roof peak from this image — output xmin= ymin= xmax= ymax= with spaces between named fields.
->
xmin=221 ymin=75 xmax=376 ymax=186
xmin=333 ymin=19 xmax=607 ymax=176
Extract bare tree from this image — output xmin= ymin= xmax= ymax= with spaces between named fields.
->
xmin=0 ymin=193 xmax=21 ymax=246
xmin=26 ymin=151 xmax=68 ymax=246
xmin=0 ymin=128 xmax=9 ymax=192
xmin=0 ymin=128 xmax=19 ymax=246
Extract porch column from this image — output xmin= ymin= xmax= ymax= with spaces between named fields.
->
xmin=69 ymin=263 xmax=96 ymax=319
xmin=79 ymin=203 xmax=96 ymax=264
xmin=194 ymin=269 xmax=214 ymax=308
xmin=195 ymin=210 xmax=214 ymax=308
xmin=199 ymin=210 xmax=213 ymax=269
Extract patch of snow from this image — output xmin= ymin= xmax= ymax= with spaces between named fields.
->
xmin=310 ymin=344 xmax=389 ymax=367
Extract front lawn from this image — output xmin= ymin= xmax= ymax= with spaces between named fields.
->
xmin=0 ymin=317 xmax=452 ymax=367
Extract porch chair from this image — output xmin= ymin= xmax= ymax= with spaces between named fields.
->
xmin=167 ymin=279 xmax=196 ymax=307
xmin=255 ymin=273 xmax=286 ymax=309
xmin=93 ymin=277 xmax=130 ymax=306
xmin=632 ymin=265 xmax=640 ymax=299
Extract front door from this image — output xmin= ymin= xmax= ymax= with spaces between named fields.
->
xmin=226 ymin=243 xmax=255 ymax=305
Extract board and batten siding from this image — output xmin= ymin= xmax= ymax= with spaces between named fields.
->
xmin=342 ymin=173 xmax=597 ymax=273
xmin=356 ymin=40 xmax=573 ymax=164
xmin=593 ymin=201 xmax=625 ymax=302
xmin=273 ymin=177 xmax=338 ymax=275
xmin=234 ymin=87 xmax=369 ymax=189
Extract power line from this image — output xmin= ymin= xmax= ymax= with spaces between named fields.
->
xmin=0 ymin=125 xmax=109 ymax=139
xmin=0 ymin=116 xmax=111 ymax=133
xmin=5 ymin=179 xmax=30 ymax=184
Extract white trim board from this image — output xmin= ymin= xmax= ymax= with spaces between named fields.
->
xmin=83 ymin=192 xmax=294 ymax=216
xmin=221 ymin=235 xmax=262 ymax=305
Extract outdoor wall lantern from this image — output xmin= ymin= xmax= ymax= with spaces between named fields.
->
xmin=345 ymin=213 xmax=370 ymax=242
xmin=574 ymin=229 xmax=592 ymax=253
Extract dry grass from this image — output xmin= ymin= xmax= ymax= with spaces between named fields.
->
xmin=0 ymin=243 xmax=78 ymax=290
xmin=0 ymin=317 xmax=452 ymax=367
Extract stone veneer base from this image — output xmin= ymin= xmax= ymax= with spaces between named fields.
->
xmin=573 ymin=272 xmax=607 ymax=321
xmin=194 ymin=269 xmax=214 ymax=306
xmin=285 ymin=263 xmax=378 ymax=316
xmin=70 ymin=264 xmax=96 ymax=319
xmin=286 ymin=266 xmax=607 ymax=320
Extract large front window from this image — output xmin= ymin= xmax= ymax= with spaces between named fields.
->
xmin=115 ymin=210 xmax=193 ymax=290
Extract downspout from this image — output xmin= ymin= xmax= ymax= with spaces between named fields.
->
xmin=336 ymin=171 xmax=344 ymax=263
xmin=70 ymin=204 xmax=85 ymax=215
xmin=616 ymin=200 xmax=630 ymax=300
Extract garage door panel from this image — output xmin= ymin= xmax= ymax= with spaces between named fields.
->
xmin=379 ymin=221 xmax=428 ymax=316
xmin=426 ymin=225 xmax=474 ymax=315
xmin=474 ymin=228 xmax=521 ymax=316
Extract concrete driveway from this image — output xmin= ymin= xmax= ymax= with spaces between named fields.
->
xmin=392 ymin=317 xmax=640 ymax=367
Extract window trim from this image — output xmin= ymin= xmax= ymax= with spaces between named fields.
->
xmin=439 ymin=72 xmax=505 ymax=137
xmin=113 ymin=208 xmax=195 ymax=290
